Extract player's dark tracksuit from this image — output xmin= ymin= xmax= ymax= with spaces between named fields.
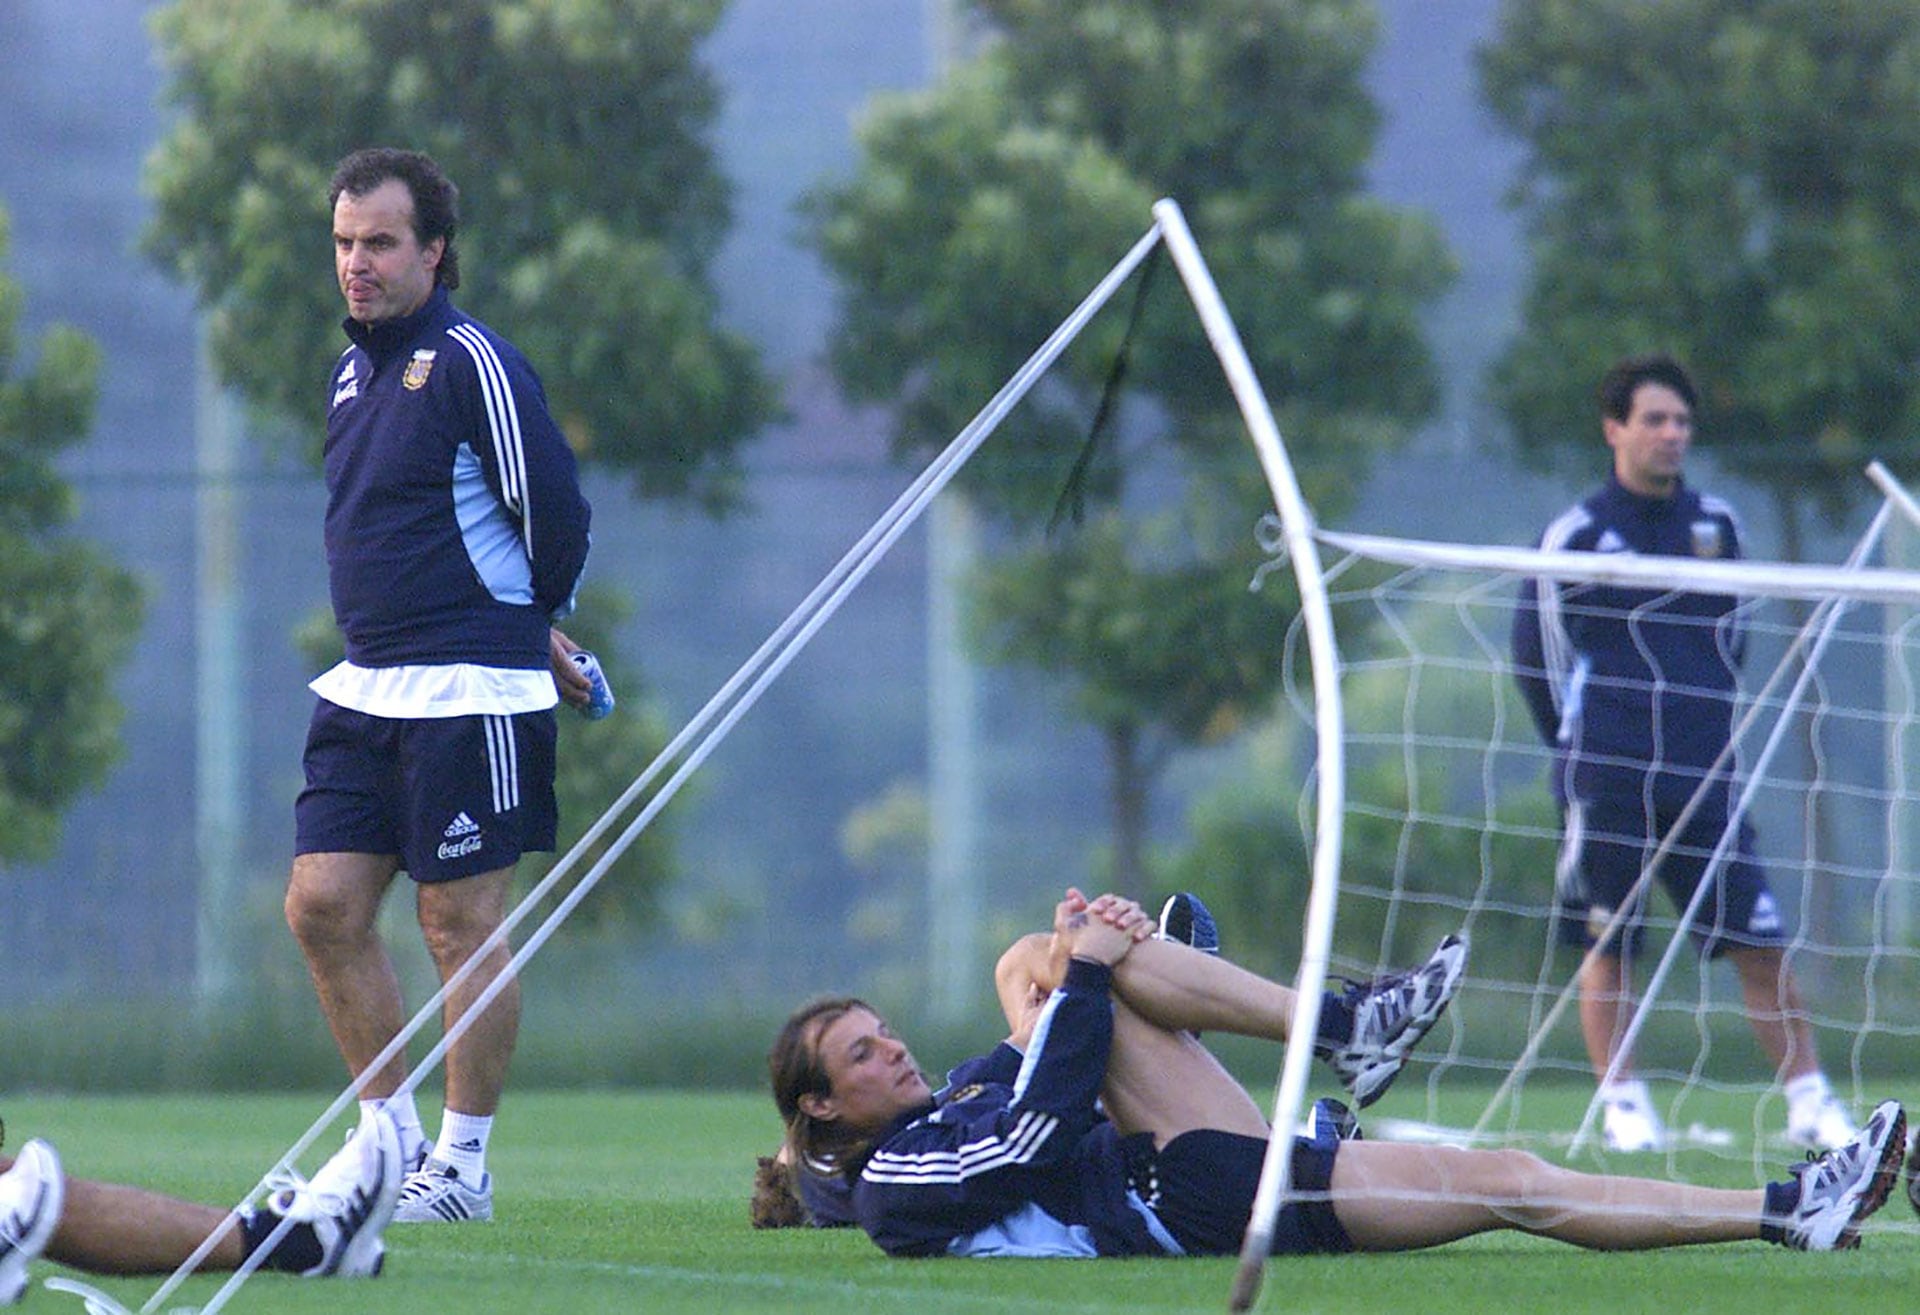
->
xmin=300 ymin=284 xmax=592 ymax=878
xmin=832 ymin=959 xmax=1349 ymax=1259
xmin=324 ymin=283 xmax=591 ymax=669
xmin=1510 ymin=475 xmax=1745 ymax=809
xmin=1510 ymin=475 xmax=1780 ymax=951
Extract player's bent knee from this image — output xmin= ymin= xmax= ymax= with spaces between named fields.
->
xmin=996 ymin=933 xmax=1054 ymax=993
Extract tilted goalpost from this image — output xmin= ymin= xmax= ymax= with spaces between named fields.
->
xmin=95 ymin=199 xmax=1920 ymax=1314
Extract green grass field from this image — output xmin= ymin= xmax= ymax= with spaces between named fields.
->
xmin=6 ymin=1086 xmax=1918 ymax=1314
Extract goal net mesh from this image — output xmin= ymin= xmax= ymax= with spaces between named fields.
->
xmin=1278 ymin=518 xmax=1920 ymax=1180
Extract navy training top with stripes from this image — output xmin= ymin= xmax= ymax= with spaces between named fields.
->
xmin=843 ymin=958 xmax=1178 ymax=1259
xmin=1509 ymin=474 xmax=1748 ymax=809
xmin=323 ymin=286 xmax=591 ymax=670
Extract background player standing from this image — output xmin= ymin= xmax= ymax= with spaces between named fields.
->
xmin=1510 ymin=352 xmax=1853 ymax=1153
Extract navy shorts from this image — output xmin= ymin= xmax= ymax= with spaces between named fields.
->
xmin=1127 ymin=1108 xmax=1353 ymax=1257
xmin=294 ymin=700 xmax=558 ymax=883
xmin=1554 ymin=794 xmax=1784 ymax=958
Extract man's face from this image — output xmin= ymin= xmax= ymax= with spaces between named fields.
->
xmin=1605 ymin=381 xmax=1692 ymax=497
xmin=802 ymin=1006 xmax=932 ymax=1135
xmin=333 ymin=178 xmax=441 ymax=325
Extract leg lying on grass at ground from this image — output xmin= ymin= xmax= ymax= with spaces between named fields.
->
xmin=762 ymin=887 xmax=1908 ymax=1258
xmin=0 ymin=1107 xmax=402 ymax=1306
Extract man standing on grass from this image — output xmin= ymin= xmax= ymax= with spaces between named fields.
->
xmin=1510 ymin=352 xmax=1853 ymax=1154
xmin=285 ymin=147 xmax=593 ymax=1224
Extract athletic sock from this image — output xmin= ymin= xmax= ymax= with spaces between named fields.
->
xmin=364 ymin=1091 xmax=427 ymax=1166
xmin=1314 ymin=991 xmax=1356 ymax=1050
xmin=1784 ymin=1070 xmax=1833 ymax=1112
xmin=241 ymin=1206 xmax=324 ymax=1274
xmin=1598 ymin=1077 xmax=1652 ymax=1108
xmin=435 ymin=1109 xmax=493 ymax=1183
xmin=1757 ymin=1178 xmax=1800 ymax=1246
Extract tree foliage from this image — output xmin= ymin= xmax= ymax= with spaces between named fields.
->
xmin=810 ymin=0 xmax=1453 ymax=883
xmin=1480 ymin=0 xmax=1920 ymax=534
xmin=143 ymin=0 xmax=774 ymax=510
xmin=0 ymin=210 xmax=145 ymax=863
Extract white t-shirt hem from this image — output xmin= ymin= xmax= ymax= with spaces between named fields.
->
xmin=310 ymin=660 xmax=560 ymax=718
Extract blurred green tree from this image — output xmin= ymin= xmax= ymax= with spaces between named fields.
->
xmin=810 ymin=0 xmax=1453 ymax=888
xmin=143 ymin=0 xmax=775 ymax=928
xmin=1481 ymin=0 xmax=1920 ymax=550
xmin=142 ymin=0 xmax=775 ymax=511
xmin=1481 ymin=0 xmax=1920 ymax=953
xmin=0 ymin=210 xmax=145 ymax=862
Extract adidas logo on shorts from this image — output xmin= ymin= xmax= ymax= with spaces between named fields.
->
xmin=438 ymin=812 xmax=484 ymax=861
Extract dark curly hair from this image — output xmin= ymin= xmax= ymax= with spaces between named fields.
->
xmin=328 ymin=147 xmax=461 ymax=290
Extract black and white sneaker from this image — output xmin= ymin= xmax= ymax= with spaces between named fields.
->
xmin=268 ymin=1106 xmax=403 ymax=1277
xmin=1315 ymin=934 xmax=1467 ymax=1108
xmin=1777 ymin=1099 xmax=1904 ymax=1251
xmin=1156 ymin=892 xmax=1220 ymax=955
xmin=0 ymin=1139 xmax=63 ymax=1306
xmin=393 ymin=1158 xmax=493 ymax=1223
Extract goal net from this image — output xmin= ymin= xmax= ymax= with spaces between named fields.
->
xmin=1283 ymin=511 xmax=1920 ymax=1175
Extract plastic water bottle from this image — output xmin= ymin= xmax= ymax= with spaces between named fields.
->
xmin=568 ymin=650 xmax=616 ymax=720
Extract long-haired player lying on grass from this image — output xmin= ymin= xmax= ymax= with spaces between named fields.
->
xmin=761 ymin=889 xmax=1906 ymax=1258
xmin=0 ymin=1107 xmax=402 ymax=1306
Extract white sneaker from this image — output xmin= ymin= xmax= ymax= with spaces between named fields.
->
xmin=0 ymin=1140 xmax=65 ymax=1306
xmin=1601 ymin=1086 xmax=1665 ymax=1153
xmin=1779 ymin=1099 xmax=1904 ymax=1251
xmin=268 ymin=1107 xmax=403 ymax=1278
xmin=1788 ymin=1093 xmax=1857 ymax=1153
xmin=393 ymin=1159 xmax=493 ymax=1223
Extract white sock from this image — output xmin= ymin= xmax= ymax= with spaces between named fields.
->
xmin=435 ymin=1109 xmax=494 ymax=1183
xmin=1599 ymin=1077 xmax=1653 ymax=1109
xmin=363 ymin=1092 xmax=427 ymax=1166
xmin=1784 ymin=1071 xmax=1833 ymax=1112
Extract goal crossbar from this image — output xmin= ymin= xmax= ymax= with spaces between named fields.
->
xmin=1318 ymin=528 xmax=1920 ymax=607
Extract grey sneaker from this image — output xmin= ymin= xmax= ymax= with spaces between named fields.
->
xmin=0 ymin=1139 xmax=63 ymax=1306
xmin=1780 ymin=1099 xmax=1905 ymax=1251
xmin=267 ymin=1106 xmax=403 ymax=1278
xmin=1316 ymin=934 xmax=1467 ymax=1108
xmin=1155 ymin=892 xmax=1220 ymax=954
xmin=393 ymin=1158 xmax=493 ymax=1223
